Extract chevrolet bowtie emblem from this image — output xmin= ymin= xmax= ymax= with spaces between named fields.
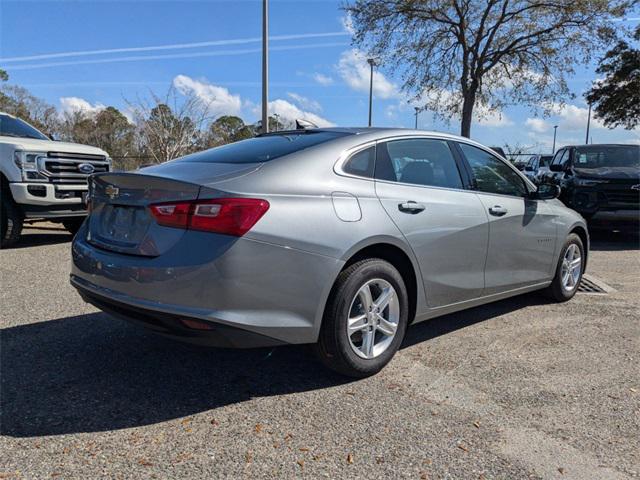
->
xmin=105 ymin=185 xmax=119 ymax=199
xmin=631 ymin=184 xmax=640 ymax=191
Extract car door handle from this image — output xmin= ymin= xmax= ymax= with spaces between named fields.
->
xmin=489 ymin=205 xmax=508 ymax=216
xmin=398 ymin=201 xmax=426 ymax=213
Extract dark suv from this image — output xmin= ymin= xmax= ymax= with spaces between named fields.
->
xmin=542 ymin=144 xmax=639 ymax=230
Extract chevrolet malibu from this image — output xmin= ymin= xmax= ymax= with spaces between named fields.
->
xmin=71 ymin=128 xmax=589 ymax=377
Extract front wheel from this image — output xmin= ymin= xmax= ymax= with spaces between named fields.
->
xmin=1 ymin=191 xmax=23 ymax=248
xmin=315 ymin=259 xmax=409 ymax=378
xmin=544 ymin=233 xmax=585 ymax=302
xmin=62 ymin=217 xmax=85 ymax=236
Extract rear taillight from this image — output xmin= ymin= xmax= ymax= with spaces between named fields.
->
xmin=149 ymin=198 xmax=269 ymax=236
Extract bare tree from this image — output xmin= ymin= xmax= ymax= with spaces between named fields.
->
xmin=127 ymin=88 xmax=213 ymax=164
xmin=345 ymin=0 xmax=633 ymax=137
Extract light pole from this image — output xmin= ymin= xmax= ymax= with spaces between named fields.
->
xmin=585 ymin=102 xmax=592 ymax=144
xmin=552 ymin=125 xmax=558 ymax=154
xmin=274 ymin=113 xmax=280 ymax=132
xmin=414 ymin=107 xmax=419 ymax=129
xmin=367 ymin=58 xmax=376 ymax=127
xmin=261 ymin=0 xmax=269 ymax=134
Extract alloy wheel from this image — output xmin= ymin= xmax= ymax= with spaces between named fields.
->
xmin=347 ymin=278 xmax=400 ymax=359
xmin=561 ymin=244 xmax=582 ymax=291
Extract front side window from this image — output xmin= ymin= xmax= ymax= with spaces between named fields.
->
xmin=551 ymin=149 xmax=565 ymax=166
xmin=375 ymin=138 xmax=463 ymax=189
xmin=459 ymin=143 xmax=527 ymax=197
xmin=343 ymin=146 xmax=375 ymax=178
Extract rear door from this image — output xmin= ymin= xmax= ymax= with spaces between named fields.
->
xmin=374 ymin=137 xmax=488 ymax=308
xmin=455 ymin=143 xmax=558 ymax=295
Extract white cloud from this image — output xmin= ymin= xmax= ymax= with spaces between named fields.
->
xmin=475 ymin=109 xmax=513 ymax=127
xmin=341 ymin=13 xmax=355 ymax=35
xmin=59 ymin=97 xmax=105 ymax=116
xmin=545 ymin=102 xmax=605 ymax=132
xmin=254 ymin=99 xmax=335 ymax=128
xmin=313 ymin=72 xmax=334 ymax=86
xmin=525 ymin=117 xmax=550 ymax=133
xmin=337 ymin=49 xmax=400 ymax=100
xmin=173 ymin=74 xmax=242 ymax=117
xmin=287 ymin=92 xmax=322 ymax=112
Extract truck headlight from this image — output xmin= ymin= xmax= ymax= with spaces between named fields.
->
xmin=13 ymin=151 xmax=48 ymax=182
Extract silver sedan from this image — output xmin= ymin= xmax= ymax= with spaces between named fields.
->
xmin=71 ymin=128 xmax=588 ymax=377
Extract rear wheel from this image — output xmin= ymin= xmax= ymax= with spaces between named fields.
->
xmin=315 ymin=259 xmax=409 ymax=378
xmin=1 ymin=190 xmax=23 ymax=248
xmin=62 ymin=217 xmax=85 ymax=236
xmin=545 ymin=233 xmax=584 ymax=302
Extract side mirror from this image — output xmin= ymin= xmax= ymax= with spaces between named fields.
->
xmin=549 ymin=163 xmax=565 ymax=172
xmin=524 ymin=165 xmax=535 ymax=172
xmin=533 ymin=183 xmax=560 ymax=200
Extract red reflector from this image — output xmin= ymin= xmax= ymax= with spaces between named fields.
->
xmin=180 ymin=318 xmax=215 ymax=330
xmin=149 ymin=198 xmax=269 ymax=236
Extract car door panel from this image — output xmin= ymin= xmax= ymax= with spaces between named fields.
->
xmin=456 ymin=142 xmax=558 ymax=295
xmin=373 ymin=138 xmax=489 ymax=308
xmin=475 ymin=193 xmax=557 ymax=294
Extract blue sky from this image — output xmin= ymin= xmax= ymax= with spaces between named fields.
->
xmin=1 ymin=0 xmax=639 ymax=153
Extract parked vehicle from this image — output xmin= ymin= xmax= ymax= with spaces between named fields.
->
xmin=71 ymin=128 xmax=589 ymax=377
xmin=523 ymin=154 xmax=553 ymax=183
xmin=541 ymin=144 xmax=640 ymax=231
xmin=0 ymin=112 xmax=111 ymax=247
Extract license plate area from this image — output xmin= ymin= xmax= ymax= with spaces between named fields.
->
xmin=94 ymin=204 xmax=151 ymax=247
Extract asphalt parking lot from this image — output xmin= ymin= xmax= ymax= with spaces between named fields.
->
xmin=1 ymin=224 xmax=638 ymax=479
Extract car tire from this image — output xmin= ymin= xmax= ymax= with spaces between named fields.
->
xmin=315 ymin=258 xmax=409 ymax=378
xmin=0 ymin=190 xmax=23 ymax=248
xmin=544 ymin=233 xmax=585 ymax=302
xmin=62 ymin=217 xmax=85 ymax=236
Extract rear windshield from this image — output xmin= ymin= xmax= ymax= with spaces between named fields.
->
xmin=574 ymin=145 xmax=640 ymax=169
xmin=177 ymin=131 xmax=350 ymax=164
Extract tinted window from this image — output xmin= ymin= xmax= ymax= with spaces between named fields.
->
xmin=177 ymin=131 xmax=350 ymax=164
xmin=375 ymin=139 xmax=463 ymax=189
xmin=343 ymin=146 xmax=375 ymax=177
xmin=0 ymin=114 xmax=48 ymax=140
xmin=459 ymin=143 xmax=527 ymax=197
xmin=551 ymin=150 xmax=565 ymax=165
xmin=574 ymin=145 xmax=640 ymax=168
xmin=539 ymin=155 xmax=552 ymax=167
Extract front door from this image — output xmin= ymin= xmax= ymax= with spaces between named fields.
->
xmin=374 ymin=138 xmax=488 ymax=308
xmin=456 ymin=143 xmax=558 ymax=295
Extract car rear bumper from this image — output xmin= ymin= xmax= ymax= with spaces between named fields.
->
xmin=70 ymin=225 xmax=343 ymax=346
xmin=73 ymin=279 xmax=286 ymax=348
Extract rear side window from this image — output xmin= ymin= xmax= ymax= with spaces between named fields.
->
xmin=343 ymin=146 xmax=375 ymax=178
xmin=375 ymin=139 xmax=463 ymax=189
xmin=458 ymin=143 xmax=527 ymax=197
xmin=176 ymin=131 xmax=350 ymax=164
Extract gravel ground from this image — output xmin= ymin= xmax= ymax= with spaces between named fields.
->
xmin=1 ymin=224 xmax=638 ymax=479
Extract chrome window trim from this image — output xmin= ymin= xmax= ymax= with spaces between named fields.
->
xmin=333 ymin=134 xmax=473 ymax=195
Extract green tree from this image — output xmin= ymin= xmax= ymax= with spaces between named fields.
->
xmin=205 ymin=115 xmax=254 ymax=148
xmin=0 ymin=69 xmax=8 ymax=82
xmin=586 ymin=26 xmax=640 ymax=130
xmin=345 ymin=0 xmax=632 ymax=138
xmin=0 ymin=84 xmax=60 ymax=136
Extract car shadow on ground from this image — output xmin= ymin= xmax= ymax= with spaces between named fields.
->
xmin=7 ymin=225 xmax=72 ymax=249
xmin=1 ymin=292 xmax=547 ymax=438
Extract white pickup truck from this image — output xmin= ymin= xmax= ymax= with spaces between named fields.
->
xmin=1 ymin=112 xmax=111 ymax=247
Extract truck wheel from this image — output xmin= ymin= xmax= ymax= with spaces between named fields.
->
xmin=1 ymin=191 xmax=23 ymax=248
xmin=62 ymin=217 xmax=85 ymax=236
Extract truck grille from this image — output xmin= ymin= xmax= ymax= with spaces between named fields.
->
xmin=39 ymin=153 xmax=110 ymax=184
xmin=604 ymin=190 xmax=640 ymax=205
